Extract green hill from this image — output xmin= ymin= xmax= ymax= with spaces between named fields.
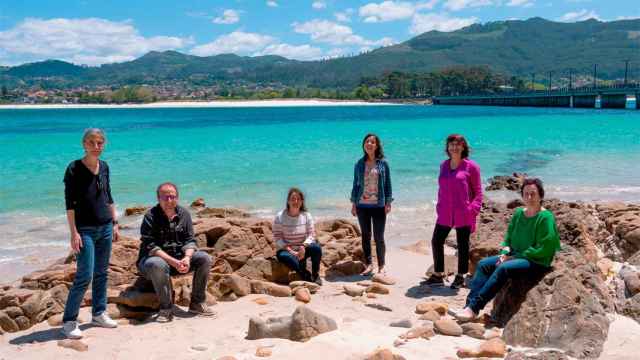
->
xmin=2 ymin=17 xmax=639 ymax=89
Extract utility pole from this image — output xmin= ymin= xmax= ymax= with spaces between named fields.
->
xmin=548 ymin=71 xmax=553 ymax=92
xmin=531 ymin=73 xmax=535 ymax=91
xmin=569 ymin=69 xmax=573 ymax=90
xmin=624 ymin=60 xmax=629 ymax=87
xmin=593 ymin=64 xmax=598 ymax=89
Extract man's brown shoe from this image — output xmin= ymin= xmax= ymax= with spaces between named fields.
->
xmin=188 ymin=302 xmax=217 ymax=317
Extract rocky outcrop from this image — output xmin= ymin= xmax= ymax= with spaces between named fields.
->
xmin=485 ymin=173 xmax=526 ymax=191
xmin=0 ymin=207 xmax=363 ymax=333
xmin=246 ymin=306 xmax=337 ymax=342
xmin=469 ymin=197 xmax=628 ymax=359
xmin=493 ymin=247 xmax=612 ymax=359
xmin=595 ymin=203 xmax=640 ymax=261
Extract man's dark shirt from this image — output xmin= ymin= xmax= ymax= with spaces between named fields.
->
xmin=137 ymin=204 xmax=197 ymax=265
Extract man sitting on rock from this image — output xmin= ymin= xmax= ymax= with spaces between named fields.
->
xmin=137 ymin=182 xmax=215 ymax=322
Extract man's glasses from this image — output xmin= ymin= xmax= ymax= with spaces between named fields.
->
xmin=159 ymin=195 xmax=178 ymax=201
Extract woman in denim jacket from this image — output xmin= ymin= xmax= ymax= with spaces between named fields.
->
xmin=350 ymin=133 xmax=393 ymax=275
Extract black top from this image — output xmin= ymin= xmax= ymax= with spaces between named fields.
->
xmin=137 ymin=204 xmax=198 ymax=265
xmin=63 ymin=159 xmax=114 ymax=227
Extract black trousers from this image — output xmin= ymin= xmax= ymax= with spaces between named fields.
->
xmin=356 ymin=206 xmax=387 ymax=267
xmin=431 ymin=223 xmax=470 ymax=274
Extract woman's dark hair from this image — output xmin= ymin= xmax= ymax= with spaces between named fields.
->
xmin=286 ymin=187 xmax=307 ymax=212
xmin=362 ymin=133 xmax=384 ymax=160
xmin=520 ymin=178 xmax=545 ymax=201
xmin=445 ymin=134 xmax=470 ymax=159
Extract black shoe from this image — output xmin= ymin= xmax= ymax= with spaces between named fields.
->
xmin=425 ymin=274 xmax=444 ymax=287
xmin=299 ymin=270 xmax=312 ymax=282
xmin=312 ymin=274 xmax=323 ymax=286
xmin=450 ymin=274 xmax=465 ymax=289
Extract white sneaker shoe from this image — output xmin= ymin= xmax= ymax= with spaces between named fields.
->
xmin=454 ymin=307 xmax=478 ymax=323
xmin=62 ymin=321 xmax=83 ymax=339
xmin=92 ymin=312 xmax=118 ymax=328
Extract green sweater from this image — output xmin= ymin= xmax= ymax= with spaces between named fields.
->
xmin=499 ymin=207 xmax=561 ymax=267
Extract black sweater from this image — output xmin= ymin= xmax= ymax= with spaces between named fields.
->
xmin=64 ymin=159 xmax=114 ymax=227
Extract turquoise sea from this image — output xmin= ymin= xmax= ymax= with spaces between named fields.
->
xmin=1 ymin=104 xmax=640 ymax=280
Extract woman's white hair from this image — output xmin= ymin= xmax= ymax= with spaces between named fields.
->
xmin=82 ymin=128 xmax=106 ymax=143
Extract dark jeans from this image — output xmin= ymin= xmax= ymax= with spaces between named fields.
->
xmin=431 ymin=223 xmax=470 ymax=274
xmin=466 ymin=255 xmax=548 ymax=313
xmin=63 ymin=224 xmax=112 ymax=322
xmin=138 ymin=251 xmax=212 ymax=310
xmin=356 ymin=206 xmax=387 ymax=267
xmin=276 ymin=242 xmax=322 ymax=278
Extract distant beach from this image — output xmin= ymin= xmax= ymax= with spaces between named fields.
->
xmin=0 ymin=99 xmax=401 ymax=110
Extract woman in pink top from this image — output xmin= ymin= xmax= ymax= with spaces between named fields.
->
xmin=426 ymin=134 xmax=482 ymax=289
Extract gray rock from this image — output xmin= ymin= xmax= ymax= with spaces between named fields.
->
xmin=289 ymin=281 xmax=320 ymax=294
xmin=389 ymin=319 xmax=412 ymax=328
xmin=343 ymin=285 xmax=365 ymax=297
xmin=434 ymin=319 xmax=463 ymax=336
xmin=246 ymin=306 xmax=337 ymax=342
xmin=222 ymin=274 xmax=251 ymax=297
xmin=461 ymin=322 xmax=485 ymax=339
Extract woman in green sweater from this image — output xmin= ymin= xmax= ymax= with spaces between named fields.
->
xmin=456 ymin=178 xmax=561 ymax=322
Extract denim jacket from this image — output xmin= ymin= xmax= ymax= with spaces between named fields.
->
xmin=350 ymin=157 xmax=393 ymax=207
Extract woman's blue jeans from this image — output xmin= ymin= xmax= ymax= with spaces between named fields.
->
xmin=466 ymin=255 xmax=548 ymax=313
xmin=63 ymin=224 xmax=112 ymax=322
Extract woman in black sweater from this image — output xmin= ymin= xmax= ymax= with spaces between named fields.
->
xmin=61 ymin=128 xmax=119 ymax=339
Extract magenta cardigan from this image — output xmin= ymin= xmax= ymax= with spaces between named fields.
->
xmin=435 ymin=158 xmax=483 ymax=232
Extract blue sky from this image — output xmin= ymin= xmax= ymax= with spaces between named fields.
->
xmin=0 ymin=0 xmax=638 ymax=66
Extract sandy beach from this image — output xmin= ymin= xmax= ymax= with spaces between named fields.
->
xmin=0 ymin=99 xmax=401 ymax=110
xmin=1 ymin=244 xmax=638 ymax=360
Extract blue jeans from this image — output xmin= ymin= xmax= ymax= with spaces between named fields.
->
xmin=63 ymin=224 xmax=112 ymax=322
xmin=276 ymin=242 xmax=322 ymax=279
xmin=138 ymin=251 xmax=212 ymax=310
xmin=466 ymin=255 xmax=548 ymax=313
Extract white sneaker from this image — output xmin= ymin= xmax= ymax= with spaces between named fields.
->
xmin=62 ymin=321 xmax=83 ymax=339
xmin=454 ymin=307 xmax=478 ymax=323
xmin=91 ymin=312 xmax=118 ymax=328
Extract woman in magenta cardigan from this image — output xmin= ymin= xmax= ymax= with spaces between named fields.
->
xmin=426 ymin=134 xmax=483 ymax=289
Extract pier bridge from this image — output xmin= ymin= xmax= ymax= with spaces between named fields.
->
xmin=433 ymin=84 xmax=640 ymax=109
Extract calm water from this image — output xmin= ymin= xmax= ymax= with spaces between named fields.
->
xmin=1 ymin=105 xmax=639 ymax=279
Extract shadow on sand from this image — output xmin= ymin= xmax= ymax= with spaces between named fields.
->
xmin=405 ymin=281 xmax=459 ymax=299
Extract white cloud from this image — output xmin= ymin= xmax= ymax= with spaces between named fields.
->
xmin=312 ymin=1 xmax=327 ymax=10
xmin=558 ymin=9 xmax=599 ymax=22
xmin=191 ymin=31 xmax=275 ymax=56
xmin=410 ymin=13 xmax=478 ymax=34
xmin=0 ymin=18 xmax=190 ymax=66
xmin=190 ymin=31 xmax=324 ymax=61
xmin=257 ymin=43 xmax=323 ymax=60
xmin=359 ymin=1 xmax=438 ymax=23
xmin=213 ymin=9 xmax=240 ymax=24
xmin=443 ymin=0 xmax=493 ymax=11
xmin=293 ymin=19 xmax=393 ymax=47
xmin=267 ymin=1 xmax=278 ymax=7
xmin=335 ymin=12 xmax=351 ymax=22
xmin=506 ymin=0 xmax=534 ymax=7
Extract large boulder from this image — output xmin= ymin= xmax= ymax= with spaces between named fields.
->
xmin=247 ymin=306 xmax=337 ymax=342
xmin=495 ymin=247 xmax=613 ymax=359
